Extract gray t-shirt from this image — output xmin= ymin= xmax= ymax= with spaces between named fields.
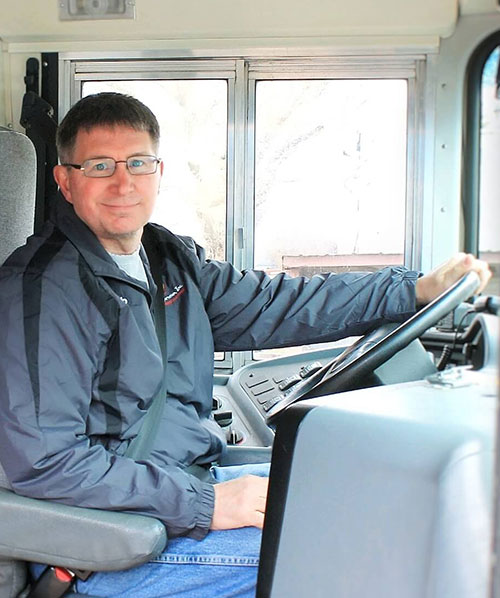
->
xmin=108 ymin=247 xmax=148 ymax=286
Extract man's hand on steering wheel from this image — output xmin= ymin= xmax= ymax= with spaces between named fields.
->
xmin=415 ymin=253 xmax=492 ymax=307
xmin=267 ymin=258 xmax=491 ymax=423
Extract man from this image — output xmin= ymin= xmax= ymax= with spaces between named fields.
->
xmin=0 ymin=92 xmax=491 ymax=597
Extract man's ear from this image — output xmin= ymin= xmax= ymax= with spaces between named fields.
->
xmin=53 ymin=165 xmax=73 ymax=204
xmin=158 ymin=159 xmax=164 ymax=194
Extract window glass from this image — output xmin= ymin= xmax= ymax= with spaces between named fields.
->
xmin=253 ymin=79 xmax=408 ymax=360
xmin=479 ymin=46 xmax=500 ymax=295
xmin=254 ymin=79 xmax=408 ymax=277
xmin=83 ymin=80 xmax=228 ymax=261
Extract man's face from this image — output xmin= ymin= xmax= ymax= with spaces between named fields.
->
xmin=54 ymin=125 xmax=163 ymax=254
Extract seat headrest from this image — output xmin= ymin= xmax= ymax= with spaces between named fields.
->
xmin=0 ymin=128 xmax=36 ymax=265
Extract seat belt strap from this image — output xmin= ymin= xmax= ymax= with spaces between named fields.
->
xmin=125 ymin=228 xmax=168 ymax=461
xmin=29 ymin=232 xmax=168 ymax=598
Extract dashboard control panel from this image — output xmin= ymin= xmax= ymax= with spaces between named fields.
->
xmin=214 ymin=346 xmax=347 ymax=447
xmin=240 ymin=360 xmax=324 ymax=415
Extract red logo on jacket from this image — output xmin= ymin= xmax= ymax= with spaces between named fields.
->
xmin=163 ymin=284 xmax=186 ymax=306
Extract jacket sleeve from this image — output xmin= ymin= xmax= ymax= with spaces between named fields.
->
xmin=0 ymin=269 xmax=214 ymax=540
xmin=198 ymin=257 xmax=420 ymax=351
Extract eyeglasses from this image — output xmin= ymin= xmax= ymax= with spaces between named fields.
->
xmin=62 ymin=155 xmax=161 ymax=178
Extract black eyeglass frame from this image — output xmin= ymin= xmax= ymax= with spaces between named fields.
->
xmin=61 ymin=155 xmax=162 ymax=178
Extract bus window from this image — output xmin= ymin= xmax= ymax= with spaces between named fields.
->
xmin=83 ymin=78 xmax=229 ymax=363
xmin=479 ymin=44 xmax=500 ymax=295
xmin=252 ymin=78 xmax=408 ymax=360
xmin=83 ymin=79 xmax=228 ymax=261
xmin=253 ymin=79 xmax=407 ymax=278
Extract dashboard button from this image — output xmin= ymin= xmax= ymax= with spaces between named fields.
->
xmin=251 ymin=382 xmax=276 ymax=396
xmin=214 ymin=410 xmax=233 ymax=427
xmin=227 ymin=428 xmax=244 ymax=445
xmin=299 ymin=361 xmax=323 ymax=378
xmin=245 ymin=375 xmax=270 ymax=389
xmin=278 ymin=374 xmax=302 ymax=391
xmin=212 ymin=396 xmax=223 ymax=410
xmin=263 ymin=396 xmax=282 ymax=412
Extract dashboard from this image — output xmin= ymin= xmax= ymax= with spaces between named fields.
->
xmin=212 ymin=346 xmax=346 ymax=447
xmin=211 ymin=304 xmax=499 ymax=450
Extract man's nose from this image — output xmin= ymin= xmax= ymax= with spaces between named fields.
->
xmin=112 ymin=162 xmax=135 ymax=190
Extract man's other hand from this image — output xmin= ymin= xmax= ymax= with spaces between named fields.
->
xmin=211 ymin=475 xmax=269 ymax=530
xmin=415 ymin=253 xmax=492 ymax=306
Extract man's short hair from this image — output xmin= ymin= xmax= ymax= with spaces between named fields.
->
xmin=56 ymin=92 xmax=160 ymax=161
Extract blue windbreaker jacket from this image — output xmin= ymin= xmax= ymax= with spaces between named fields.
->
xmin=0 ymin=196 xmax=420 ymax=538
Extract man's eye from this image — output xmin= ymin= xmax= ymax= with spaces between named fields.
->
xmin=129 ymin=158 xmax=145 ymax=168
xmin=87 ymin=162 xmax=110 ymax=172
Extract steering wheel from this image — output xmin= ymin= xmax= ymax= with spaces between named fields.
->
xmin=266 ymin=271 xmax=480 ymax=424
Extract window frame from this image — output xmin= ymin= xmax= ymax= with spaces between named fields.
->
xmin=463 ymin=30 xmax=500 ymax=255
xmin=59 ymin=51 xmax=429 ymax=371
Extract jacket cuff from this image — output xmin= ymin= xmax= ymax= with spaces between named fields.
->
xmin=390 ymin=267 xmax=421 ymax=317
xmin=188 ymin=481 xmax=215 ymax=540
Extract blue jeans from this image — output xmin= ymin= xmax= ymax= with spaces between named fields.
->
xmin=70 ymin=462 xmax=269 ymax=597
